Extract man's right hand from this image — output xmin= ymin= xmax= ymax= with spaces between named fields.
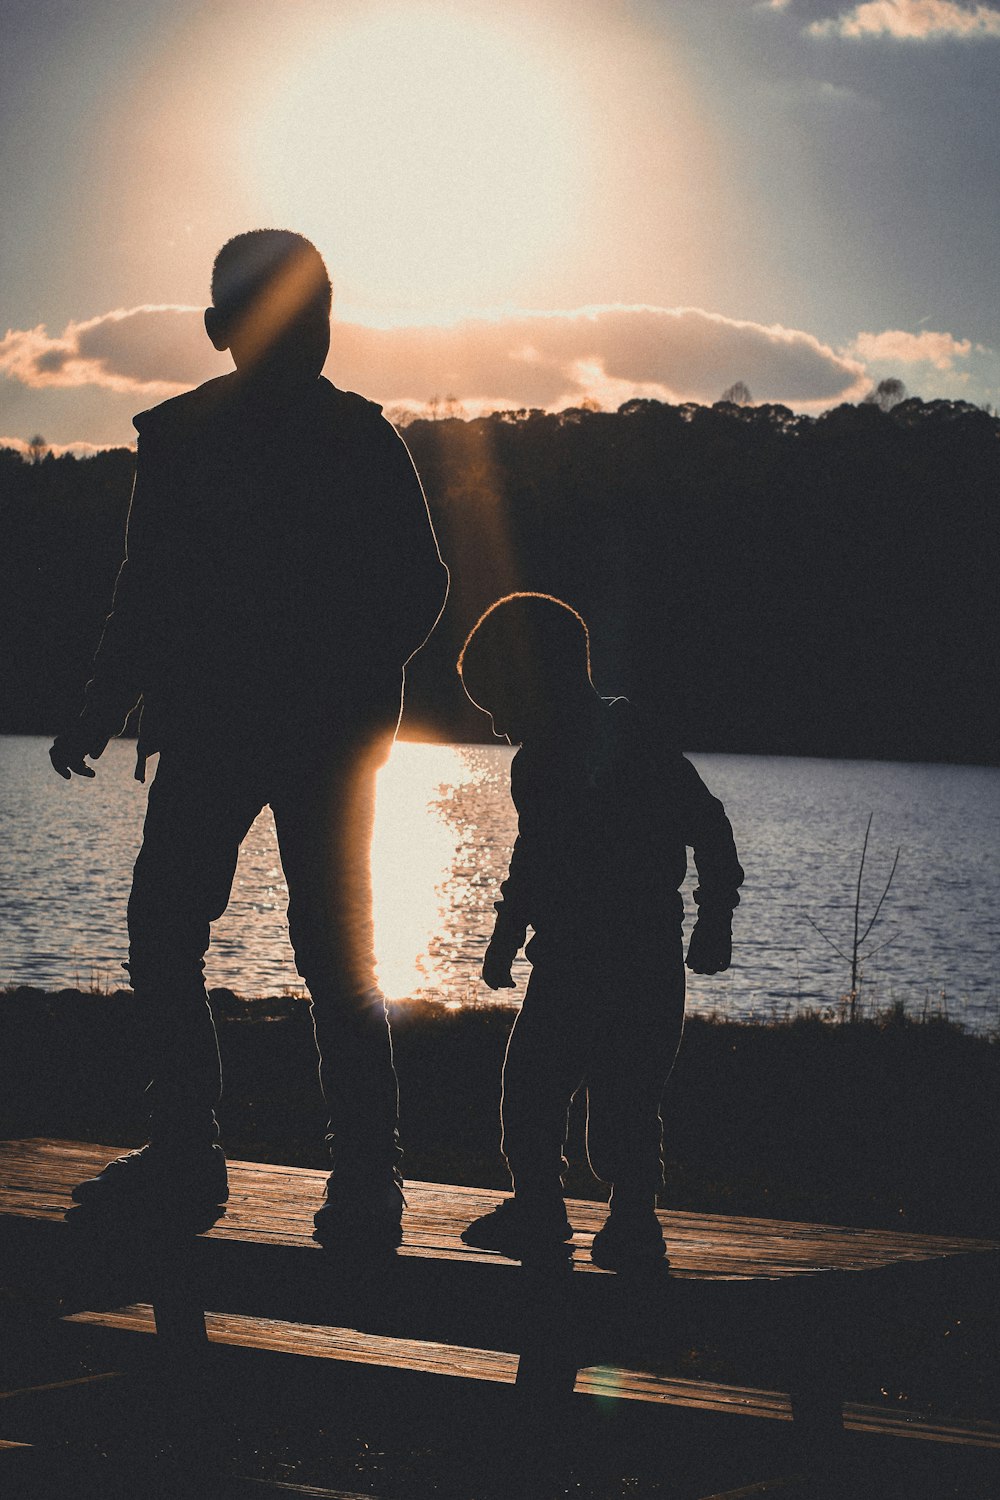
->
xmin=685 ymin=911 xmax=733 ymax=975
xmin=49 ymin=725 xmax=110 ymax=780
xmin=482 ymin=940 xmax=517 ymax=991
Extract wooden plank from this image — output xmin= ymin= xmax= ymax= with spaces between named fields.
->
xmin=694 ymin=1481 xmax=805 ymax=1500
xmin=242 ymin=1483 xmax=388 ymax=1499
xmin=4 ymin=1135 xmax=998 ymax=1500
xmin=0 ymin=1372 xmax=120 ymax=1404
xmin=2 ymin=1139 xmax=995 ymax=1281
xmin=4 ymin=1135 xmax=997 ymax=1448
xmin=4 ymin=1136 xmax=997 ymax=1383
xmin=62 ymin=1303 xmax=1000 ymax=1451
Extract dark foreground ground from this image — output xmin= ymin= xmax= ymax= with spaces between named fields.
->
xmin=2 ymin=989 xmax=998 ymax=1496
xmin=3 ymin=1327 xmax=999 ymax=1499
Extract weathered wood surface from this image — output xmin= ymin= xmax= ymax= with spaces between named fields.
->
xmin=2 ymin=1138 xmax=997 ymax=1419
xmin=3 ymin=1137 xmax=1000 ymax=1486
xmin=60 ymin=1302 xmax=1000 ymax=1450
xmin=2 ymin=1137 xmax=995 ymax=1279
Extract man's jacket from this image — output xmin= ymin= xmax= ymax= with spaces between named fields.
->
xmin=81 ymin=374 xmax=448 ymax=765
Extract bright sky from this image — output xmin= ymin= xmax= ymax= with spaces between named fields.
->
xmin=2 ymin=0 xmax=998 ymax=449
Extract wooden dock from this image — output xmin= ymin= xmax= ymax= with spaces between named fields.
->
xmin=4 ymin=1136 xmax=995 ymax=1278
xmin=2 ymin=1138 xmax=998 ymax=1495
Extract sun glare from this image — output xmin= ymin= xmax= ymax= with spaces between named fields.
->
xmin=370 ymin=742 xmax=470 ymax=1000
xmin=243 ymin=5 xmax=585 ymax=320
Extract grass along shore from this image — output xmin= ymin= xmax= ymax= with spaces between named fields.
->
xmin=2 ymin=985 xmax=997 ymax=1241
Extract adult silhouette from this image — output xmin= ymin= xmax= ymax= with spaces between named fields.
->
xmin=50 ymin=230 xmax=448 ymax=1246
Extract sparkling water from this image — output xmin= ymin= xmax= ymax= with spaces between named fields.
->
xmin=2 ymin=735 xmax=997 ymax=1031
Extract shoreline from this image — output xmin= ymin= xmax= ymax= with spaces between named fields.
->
xmin=3 ymin=984 xmax=997 ymax=1240
xmin=5 ymin=724 xmax=1000 ymax=771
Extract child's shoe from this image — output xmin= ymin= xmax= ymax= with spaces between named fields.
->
xmin=312 ymin=1169 xmax=405 ymax=1250
xmin=68 ymin=1143 xmax=229 ymax=1227
xmin=590 ymin=1208 xmax=668 ymax=1272
xmin=461 ymin=1195 xmax=573 ymax=1260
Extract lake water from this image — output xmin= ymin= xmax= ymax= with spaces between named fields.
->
xmin=2 ymin=735 xmax=998 ymax=1032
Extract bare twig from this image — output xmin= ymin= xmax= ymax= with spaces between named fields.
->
xmin=863 ymin=932 xmax=900 ymax=962
xmin=803 ymin=817 xmax=904 ymax=1017
xmin=851 ymin=813 xmax=873 ymax=996
xmin=858 ymin=845 xmax=901 ymax=948
xmin=802 ymin=913 xmax=851 ymax=964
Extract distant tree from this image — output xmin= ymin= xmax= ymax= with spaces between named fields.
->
xmin=864 ymin=377 xmax=907 ymax=412
xmin=442 ymin=394 xmax=466 ymax=420
xmin=426 ymin=395 xmax=441 ymax=421
xmin=719 ymin=381 xmax=752 ymax=406
xmin=27 ymin=434 xmax=48 ymax=464
xmin=3 ymin=398 xmax=998 ymax=761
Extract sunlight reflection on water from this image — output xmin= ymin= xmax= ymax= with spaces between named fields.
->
xmin=2 ymin=736 xmax=998 ymax=1030
xmin=371 ymin=743 xmax=516 ymax=1001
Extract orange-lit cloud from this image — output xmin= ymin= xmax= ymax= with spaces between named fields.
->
xmin=850 ymin=328 xmax=975 ymax=368
xmin=810 ymin=1 xmax=1000 ymax=39
xmin=337 ymin=307 xmax=869 ymax=409
xmin=0 ymin=303 xmax=868 ymax=411
xmin=0 ymin=306 xmax=208 ymax=396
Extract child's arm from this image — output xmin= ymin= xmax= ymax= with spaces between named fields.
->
xmin=672 ymin=754 xmax=744 ymax=975
xmin=482 ymin=834 xmax=532 ymax=990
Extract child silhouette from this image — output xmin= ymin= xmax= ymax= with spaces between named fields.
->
xmin=456 ymin=593 xmax=742 ymax=1270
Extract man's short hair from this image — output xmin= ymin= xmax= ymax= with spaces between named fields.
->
xmin=211 ymin=230 xmax=332 ymax=319
xmin=457 ymin=592 xmax=591 ymax=705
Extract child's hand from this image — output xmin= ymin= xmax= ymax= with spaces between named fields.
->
xmin=482 ymin=940 xmax=516 ymax=990
xmin=685 ymin=913 xmax=732 ymax=975
xmin=49 ymin=725 xmax=110 ymax=780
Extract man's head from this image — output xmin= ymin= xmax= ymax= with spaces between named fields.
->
xmin=205 ymin=230 xmax=332 ymax=385
xmin=457 ymin=592 xmax=594 ymax=742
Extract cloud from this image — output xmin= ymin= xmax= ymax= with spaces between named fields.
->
xmin=330 ymin=306 xmax=869 ymax=411
xmin=809 ymin=1 xmax=1000 ymax=39
xmin=1 ymin=301 xmax=869 ymax=412
xmin=0 ymin=306 xmax=212 ymax=397
xmin=849 ymin=328 xmax=974 ymax=368
xmin=767 ymin=75 xmax=879 ymax=109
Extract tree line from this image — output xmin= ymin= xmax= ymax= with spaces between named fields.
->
xmin=1 ymin=394 xmax=996 ymax=764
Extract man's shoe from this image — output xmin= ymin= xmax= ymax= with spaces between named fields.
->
xmin=461 ymin=1195 xmax=573 ymax=1261
xmin=312 ymin=1171 xmax=405 ymax=1251
xmin=590 ymin=1209 xmax=668 ymax=1272
xmin=68 ymin=1144 xmax=229 ymax=1227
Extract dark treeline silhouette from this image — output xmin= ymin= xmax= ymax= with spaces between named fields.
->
xmin=2 ymin=393 xmax=997 ymax=763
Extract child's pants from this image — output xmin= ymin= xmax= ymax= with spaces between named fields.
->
xmin=500 ymin=932 xmax=686 ymax=1200
xmin=124 ymin=709 xmax=400 ymax=1174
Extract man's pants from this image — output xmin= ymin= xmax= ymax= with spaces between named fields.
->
xmin=500 ymin=933 xmax=686 ymax=1201
xmin=126 ymin=725 xmax=400 ymax=1174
